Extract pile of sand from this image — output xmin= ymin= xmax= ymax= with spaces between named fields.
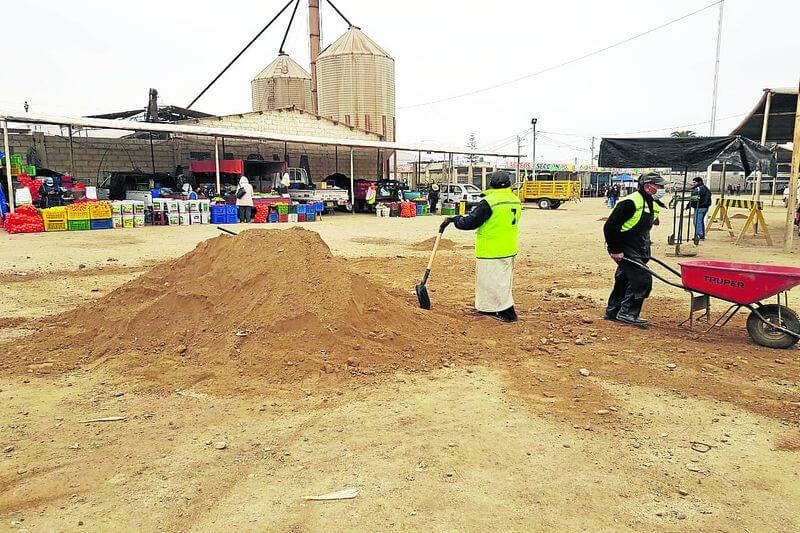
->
xmin=4 ymin=228 xmax=459 ymax=391
xmin=410 ymin=237 xmax=457 ymax=251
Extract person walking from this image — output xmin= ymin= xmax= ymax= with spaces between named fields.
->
xmin=689 ymin=176 xmax=712 ymax=240
xmin=428 ymin=183 xmax=440 ymax=214
xmin=442 ymin=171 xmax=522 ymax=323
xmin=603 ymin=172 xmax=666 ymax=327
xmin=236 ymin=176 xmax=255 ymax=223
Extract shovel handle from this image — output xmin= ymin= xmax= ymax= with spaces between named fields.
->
xmin=217 ymin=226 xmax=238 ymax=236
xmin=426 ymin=232 xmax=443 ymax=271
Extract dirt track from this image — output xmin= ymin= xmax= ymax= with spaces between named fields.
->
xmin=1 ymin=199 xmax=798 ymax=532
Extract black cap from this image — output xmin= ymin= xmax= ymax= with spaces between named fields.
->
xmin=488 ymin=171 xmax=512 ymax=189
xmin=638 ymin=172 xmax=667 ymax=186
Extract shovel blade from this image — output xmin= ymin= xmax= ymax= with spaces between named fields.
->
xmin=415 ymin=283 xmax=431 ymax=310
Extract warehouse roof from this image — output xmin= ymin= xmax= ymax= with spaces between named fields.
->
xmin=0 ymin=110 xmax=518 ymax=158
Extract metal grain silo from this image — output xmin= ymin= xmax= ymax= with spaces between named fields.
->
xmin=251 ymin=53 xmax=313 ymax=112
xmin=316 ymin=26 xmax=396 ymax=140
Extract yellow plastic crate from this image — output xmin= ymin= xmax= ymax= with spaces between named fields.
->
xmin=41 ymin=207 xmax=67 ymax=222
xmin=89 ymin=202 xmax=112 ymax=220
xmin=44 ymin=219 xmax=68 ymax=232
xmin=66 ymin=204 xmax=91 ymax=221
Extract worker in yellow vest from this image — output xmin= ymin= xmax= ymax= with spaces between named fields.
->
xmin=442 ymin=171 xmax=522 ymax=323
xmin=603 ymin=172 xmax=666 ymax=327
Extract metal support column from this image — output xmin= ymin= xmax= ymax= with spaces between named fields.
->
xmin=350 ymin=148 xmax=355 ymax=216
xmin=2 ymin=120 xmax=14 ymax=213
xmin=214 ymin=136 xmax=221 ymax=194
xmin=68 ymin=125 xmax=76 ymax=178
xmin=149 ymin=133 xmax=156 ymax=175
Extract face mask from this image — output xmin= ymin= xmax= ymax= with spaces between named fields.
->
xmin=653 ymin=189 xmax=666 ymax=200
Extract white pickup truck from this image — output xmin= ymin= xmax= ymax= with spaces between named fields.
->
xmin=286 ymin=168 xmax=351 ymax=211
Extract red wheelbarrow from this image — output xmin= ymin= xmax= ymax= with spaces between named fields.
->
xmin=623 ymin=257 xmax=800 ymax=349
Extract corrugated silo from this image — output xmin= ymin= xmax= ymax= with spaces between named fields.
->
xmin=251 ymin=53 xmax=313 ymax=112
xmin=316 ymin=26 xmax=396 ymax=140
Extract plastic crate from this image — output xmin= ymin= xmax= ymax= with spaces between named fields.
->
xmin=276 ymin=204 xmax=289 ymax=215
xmin=67 ymin=219 xmax=91 ymax=231
xmin=298 ymin=214 xmax=307 ymax=222
xmin=44 ymin=219 xmax=68 ymax=232
xmin=225 ymin=205 xmax=238 ymax=224
xmin=41 ymin=207 xmax=67 ymax=222
xmin=152 ymin=211 xmax=168 ymax=226
xmin=90 ymin=218 xmax=114 ymax=230
xmin=278 ymin=213 xmax=288 ymax=223
xmin=25 ymin=165 xmax=36 ymax=176
xmin=89 ymin=202 xmax=112 ymax=220
xmin=10 ymin=155 xmax=22 ymax=166
xmin=66 ymin=204 xmax=91 ymax=221
xmin=211 ymin=205 xmax=232 ymax=224
xmin=307 ymin=212 xmax=316 ymax=222
xmin=268 ymin=213 xmax=278 ymax=223
xmin=288 ymin=204 xmax=297 ymax=215
xmin=296 ymin=204 xmax=307 ymax=215
xmin=314 ymin=202 xmax=324 ymax=213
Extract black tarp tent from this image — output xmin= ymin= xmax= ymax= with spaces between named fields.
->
xmin=598 ymin=136 xmax=777 ymax=176
xmin=598 ymin=136 xmax=777 ymax=254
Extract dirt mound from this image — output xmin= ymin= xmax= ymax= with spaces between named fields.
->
xmin=410 ymin=237 xmax=457 ymax=251
xmin=4 ymin=228 xmax=458 ymax=392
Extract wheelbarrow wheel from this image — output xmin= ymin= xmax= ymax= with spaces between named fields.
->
xmin=746 ymin=304 xmax=800 ymax=349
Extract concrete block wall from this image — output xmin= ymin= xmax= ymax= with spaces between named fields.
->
xmin=7 ymin=132 xmax=386 ymax=185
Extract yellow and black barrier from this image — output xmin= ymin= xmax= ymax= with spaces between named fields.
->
xmin=708 ymin=197 xmax=772 ymax=246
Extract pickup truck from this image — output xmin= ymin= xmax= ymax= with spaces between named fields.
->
xmin=286 ymin=168 xmax=351 ymax=211
xmin=516 ymin=173 xmax=581 ymax=209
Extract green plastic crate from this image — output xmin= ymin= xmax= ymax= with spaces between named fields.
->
xmin=10 ymin=155 xmax=22 ymax=166
xmin=67 ymin=219 xmax=91 ymax=231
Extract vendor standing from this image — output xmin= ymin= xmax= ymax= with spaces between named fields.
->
xmin=428 ymin=183 xmax=440 ymax=214
xmin=443 ymin=171 xmax=521 ymax=323
xmin=38 ymin=177 xmax=62 ymax=208
xmin=603 ymin=172 xmax=666 ymax=327
xmin=236 ymin=176 xmax=254 ymax=223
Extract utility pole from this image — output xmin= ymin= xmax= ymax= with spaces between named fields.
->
xmin=516 ymin=135 xmax=521 ymax=186
xmin=709 ymin=0 xmax=724 ymax=135
xmin=707 ymin=0 xmax=724 ymax=184
xmin=590 ymin=136 xmax=596 ymax=167
xmin=531 ymin=118 xmax=537 ymax=179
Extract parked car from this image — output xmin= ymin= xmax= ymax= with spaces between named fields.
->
xmin=438 ymin=183 xmax=483 ymax=207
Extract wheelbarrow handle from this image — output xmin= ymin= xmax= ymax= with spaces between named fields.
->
xmin=621 ymin=257 xmax=686 ymax=291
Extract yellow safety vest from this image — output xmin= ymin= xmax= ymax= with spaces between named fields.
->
xmin=620 ymin=191 xmax=660 ymax=232
xmin=475 ymin=188 xmax=522 ymax=259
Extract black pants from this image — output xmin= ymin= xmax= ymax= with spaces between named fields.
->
xmin=606 ymin=257 xmax=652 ymax=318
xmin=238 ymin=206 xmax=252 ymax=223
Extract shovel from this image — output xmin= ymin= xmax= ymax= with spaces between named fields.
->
xmin=415 ymin=222 xmax=449 ymax=309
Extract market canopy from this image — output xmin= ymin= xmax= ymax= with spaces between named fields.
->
xmin=730 ymin=88 xmax=798 ymax=143
xmin=598 ymin=136 xmax=777 ymax=176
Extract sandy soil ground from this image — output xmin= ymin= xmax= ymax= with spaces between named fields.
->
xmin=1 ymin=198 xmax=798 ymax=532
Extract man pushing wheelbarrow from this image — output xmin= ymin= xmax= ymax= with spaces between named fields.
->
xmin=603 ymin=172 xmax=667 ymax=327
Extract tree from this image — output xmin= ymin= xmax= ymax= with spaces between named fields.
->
xmin=466 ymin=132 xmax=478 ymax=164
xmin=670 ymin=130 xmax=697 ymax=138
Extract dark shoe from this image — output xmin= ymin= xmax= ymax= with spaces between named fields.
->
xmin=603 ymin=313 xmax=620 ymax=322
xmin=616 ymin=313 xmax=649 ymax=328
xmin=499 ymin=306 xmax=518 ymax=322
xmin=479 ymin=311 xmax=516 ymax=323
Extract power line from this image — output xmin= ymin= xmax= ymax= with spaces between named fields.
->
xmin=399 ymin=0 xmax=722 ymax=110
xmin=601 ymin=111 xmax=746 ymax=136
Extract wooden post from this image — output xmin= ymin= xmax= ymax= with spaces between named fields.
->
xmin=753 ymin=90 xmax=772 ymax=204
xmin=783 ymin=84 xmax=800 ymax=253
xmin=214 ymin=136 xmax=221 ymax=194
xmin=2 ymin=120 xmax=14 ymax=213
xmin=350 ymin=147 xmax=355 ymax=216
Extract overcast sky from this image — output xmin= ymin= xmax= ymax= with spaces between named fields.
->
xmin=2 ymin=0 xmax=798 ymax=163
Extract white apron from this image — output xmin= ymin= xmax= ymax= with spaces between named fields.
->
xmin=475 ymin=257 xmax=515 ymax=312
